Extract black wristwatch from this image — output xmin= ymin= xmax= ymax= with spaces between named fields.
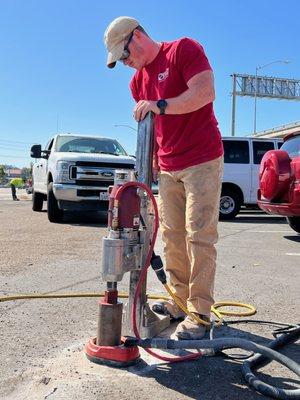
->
xmin=156 ymin=99 xmax=168 ymax=115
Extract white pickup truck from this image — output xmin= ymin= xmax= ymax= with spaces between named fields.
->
xmin=30 ymin=134 xmax=135 ymax=222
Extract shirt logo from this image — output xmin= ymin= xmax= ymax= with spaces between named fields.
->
xmin=158 ymin=68 xmax=169 ymax=82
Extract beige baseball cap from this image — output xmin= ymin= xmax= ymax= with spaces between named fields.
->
xmin=104 ymin=16 xmax=140 ymax=68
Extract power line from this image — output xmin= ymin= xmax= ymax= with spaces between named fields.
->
xmin=0 ymin=139 xmax=32 ymax=145
xmin=0 ymin=142 xmax=30 ymax=148
xmin=0 ymin=154 xmax=29 ymax=159
xmin=0 ymin=146 xmax=29 ymax=152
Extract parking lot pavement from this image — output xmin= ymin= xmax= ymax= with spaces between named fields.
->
xmin=0 ymin=188 xmax=31 ymax=201
xmin=0 ymin=197 xmax=299 ymax=400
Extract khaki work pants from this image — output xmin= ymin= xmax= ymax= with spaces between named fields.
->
xmin=158 ymin=156 xmax=223 ymax=316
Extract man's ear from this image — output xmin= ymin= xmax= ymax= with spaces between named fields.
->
xmin=133 ymin=29 xmax=142 ymax=39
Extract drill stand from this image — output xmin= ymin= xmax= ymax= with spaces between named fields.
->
xmin=86 ymin=113 xmax=170 ymax=366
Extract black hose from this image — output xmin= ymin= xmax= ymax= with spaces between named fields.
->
xmin=126 ymin=336 xmax=300 ymax=399
xmin=218 ymin=322 xmax=299 ymax=361
xmin=242 ymin=326 xmax=300 ymax=399
xmin=224 ymin=319 xmax=299 ymax=329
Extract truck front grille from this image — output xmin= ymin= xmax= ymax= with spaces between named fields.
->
xmin=70 ymin=162 xmax=134 ymax=189
xmin=75 ymin=180 xmax=113 ymax=187
xmin=75 ymin=161 xmax=135 ymax=169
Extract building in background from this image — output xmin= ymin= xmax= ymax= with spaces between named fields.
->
xmin=5 ymin=168 xmax=22 ymax=179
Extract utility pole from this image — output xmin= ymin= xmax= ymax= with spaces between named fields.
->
xmin=231 ymin=74 xmax=237 ymax=136
xmin=253 ymin=60 xmax=290 ymax=134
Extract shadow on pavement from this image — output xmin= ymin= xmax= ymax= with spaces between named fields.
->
xmin=126 ymin=324 xmax=299 ymax=400
xmin=62 ymin=211 xmax=108 ymax=227
xmin=226 ymin=211 xmax=286 ymax=224
xmin=284 ymin=235 xmax=300 ymax=242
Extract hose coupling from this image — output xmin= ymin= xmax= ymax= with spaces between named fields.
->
xmin=123 ymin=336 xmax=139 ymax=347
xmin=150 ymin=253 xmax=167 ymax=284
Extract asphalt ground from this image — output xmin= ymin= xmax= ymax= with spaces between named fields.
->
xmin=0 ymin=188 xmax=299 ymax=400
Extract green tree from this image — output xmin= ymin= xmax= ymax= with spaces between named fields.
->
xmin=21 ymin=167 xmax=32 ymax=181
xmin=0 ymin=165 xmax=6 ymax=184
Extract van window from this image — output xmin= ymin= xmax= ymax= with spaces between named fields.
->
xmin=223 ymin=140 xmax=249 ymax=164
xmin=253 ymin=141 xmax=274 ymax=164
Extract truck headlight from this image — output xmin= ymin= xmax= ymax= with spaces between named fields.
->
xmin=56 ymin=161 xmax=75 ymax=183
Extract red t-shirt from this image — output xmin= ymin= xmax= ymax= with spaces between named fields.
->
xmin=130 ymin=37 xmax=223 ymax=171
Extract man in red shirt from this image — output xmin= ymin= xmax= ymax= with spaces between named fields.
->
xmin=104 ymin=16 xmax=223 ymax=339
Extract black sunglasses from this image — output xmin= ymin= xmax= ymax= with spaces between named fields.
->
xmin=120 ymin=31 xmax=134 ymax=61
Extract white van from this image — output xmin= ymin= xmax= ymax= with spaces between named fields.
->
xmin=220 ymin=137 xmax=283 ymax=219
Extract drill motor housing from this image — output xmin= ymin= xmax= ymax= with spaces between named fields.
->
xmin=101 ymin=169 xmax=147 ymax=282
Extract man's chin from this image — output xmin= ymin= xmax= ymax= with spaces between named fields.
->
xmin=135 ymin=63 xmax=145 ymax=71
xmin=128 ymin=61 xmax=145 ymax=71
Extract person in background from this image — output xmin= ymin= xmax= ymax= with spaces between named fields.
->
xmin=10 ymin=182 xmax=19 ymax=201
xmin=103 ymin=17 xmax=223 ymax=340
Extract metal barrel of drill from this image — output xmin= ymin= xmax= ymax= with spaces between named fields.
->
xmin=96 ymin=283 xmax=123 ymax=347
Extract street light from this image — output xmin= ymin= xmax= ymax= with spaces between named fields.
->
xmin=253 ymin=60 xmax=290 ymax=134
xmin=114 ymin=124 xmax=137 ymax=132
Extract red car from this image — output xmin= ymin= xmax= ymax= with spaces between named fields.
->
xmin=257 ymin=132 xmax=300 ymax=233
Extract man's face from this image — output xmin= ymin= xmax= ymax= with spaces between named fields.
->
xmin=121 ymin=31 xmax=147 ymax=71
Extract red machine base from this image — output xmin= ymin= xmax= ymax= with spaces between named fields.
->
xmin=85 ymin=337 xmax=140 ymax=367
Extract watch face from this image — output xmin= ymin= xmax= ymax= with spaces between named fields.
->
xmin=157 ymin=100 xmax=167 ymax=114
xmin=157 ymin=100 xmax=166 ymax=108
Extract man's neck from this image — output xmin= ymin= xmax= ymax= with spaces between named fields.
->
xmin=146 ymin=41 xmax=162 ymax=65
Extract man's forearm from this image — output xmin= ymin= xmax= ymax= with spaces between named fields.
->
xmin=166 ymin=83 xmax=215 ymax=115
xmin=133 ymin=70 xmax=215 ymax=121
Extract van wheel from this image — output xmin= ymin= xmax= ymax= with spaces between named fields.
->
xmin=286 ymin=217 xmax=300 ymax=234
xmin=32 ymin=191 xmax=44 ymax=211
xmin=219 ymin=189 xmax=241 ymax=220
xmin=47 ymin=182 xmax=63 ymax=223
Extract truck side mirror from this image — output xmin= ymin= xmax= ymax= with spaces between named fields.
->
xmin=30 ymin=144 xmax=42 ymax=158
xmin=42 ymin=149 xmax=51 ymax=159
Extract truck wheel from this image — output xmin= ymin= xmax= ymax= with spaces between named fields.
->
xmin=47 ymin=182 xmax=63 ymax=223
xmin=32 ymin=191 xmax=44 ymax=211
xmin=286 ymin=217 xmax=300 ymax=234
xmin=219 ymin=189 xmax=241 ymax=220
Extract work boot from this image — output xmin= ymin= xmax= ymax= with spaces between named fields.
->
xmin=175 ymin=313 xmax=210 ymax=340
xmin=152 ymin=299 xmax=185 ymax=320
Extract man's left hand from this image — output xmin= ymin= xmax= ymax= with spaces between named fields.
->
xmin=133 ymin=100 xmax=160 ymax=121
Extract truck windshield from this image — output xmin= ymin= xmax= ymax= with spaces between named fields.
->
xmin=55 ymin=136 xmax=127 ymax=156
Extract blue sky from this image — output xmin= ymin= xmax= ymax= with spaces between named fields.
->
xmin=0 ymin=0 xmax=299 ymax=168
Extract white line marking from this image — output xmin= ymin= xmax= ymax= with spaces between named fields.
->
xmin=248 ymin=230 xmax=292 ymax=233
xmin=286 ymin=253 xmax=300 ymax=256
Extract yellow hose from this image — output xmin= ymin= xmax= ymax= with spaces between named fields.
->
xmin=212 ymin=301 xmax=256 ymax=317
xmin=0 ymin=293 xmax=166 ymax=302
xmin=0 ymin=291 xmax=256 ymax=325
xmin=164 ymin=284 xmax=217 ymax=327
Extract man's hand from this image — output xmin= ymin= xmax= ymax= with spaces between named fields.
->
xmin=133 ymin=100 xmax=160 ymax=121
